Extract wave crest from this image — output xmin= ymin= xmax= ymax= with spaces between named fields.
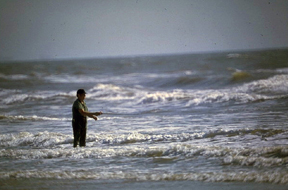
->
xmin=0 ymin=115 xmax=70 ymax=122
xmin=1 ymin=170 xmax=288 ymax=184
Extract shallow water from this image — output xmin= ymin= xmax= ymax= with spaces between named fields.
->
xmin=1 ymin=49 xmax=288 ymax=188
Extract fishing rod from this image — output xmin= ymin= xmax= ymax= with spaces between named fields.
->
xmin=100 ymin=112 xmax=138 ymax=116
xmin=99 ymin=107 xmax=138 ymax=116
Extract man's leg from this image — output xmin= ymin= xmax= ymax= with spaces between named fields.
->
xmin=73 ymin=122 xmax=80 ymax=148
xmin=79 ymin=127 xmax=87 ymax=147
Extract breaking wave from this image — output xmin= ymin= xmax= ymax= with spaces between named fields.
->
xmin=1 ymin=129 xmax=287 ymax=151
xmin=0 ymin=115 xmax=70 ymax=122
xmin=1 ymin=170 xmax=288 ymax=184
xmin=0 ymin=74 xmax=29 ymax=81
xmin=1 ymin=73 xmax=288 ymax=107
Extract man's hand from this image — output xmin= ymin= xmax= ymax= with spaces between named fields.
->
xmin=92 ymin=115 xmax=98 ymax=121
xmin=94 ymin=111 xmax=103 ymax=116
xmin=79 ymin=109 xmax=102 ymax=119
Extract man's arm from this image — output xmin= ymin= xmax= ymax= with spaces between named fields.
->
xmin=79 ymin=109 xmax=102 ymax=120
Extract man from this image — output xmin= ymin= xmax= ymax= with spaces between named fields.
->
xmin=72 ymin=89 xmax=102 ymax=147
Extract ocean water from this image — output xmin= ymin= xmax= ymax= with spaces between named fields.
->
xmin=1 ymin=49 xmax=288 ymax=189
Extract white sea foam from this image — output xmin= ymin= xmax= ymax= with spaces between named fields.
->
xmin=185 ymin=90 xmax=271 ymax=106
xmin=0 ymin=90 xmax=61 ymax=105
xmin=0 ymin=131 xmax=72 ymax=148
xmin=239 ymin=74 xmax=288 ymax=94
xmin=1 ymin=128 xmax=286 ymax=148
xmin=138 ymin=90 xmax=188 ymax=104
xmin=88 ymin=83 xmax=138 ymax=101
xmin=276 ymin=68 xmax=288 ymax=73
xmin=88 ymin=74 xmax=288 ymax=106
xmin=0 ymin=74 xmax=29 ymax=80
xmin=0 ymin=89 xmax=20 ymax=96
xmin=0 ymin=115 xmax=70 ymax=122
xmin=43 ymin=74 xmax=106 ymax=84
xmin=186 ymin=75 xmax=288 ymax=106
xmin=1 ymin=142 xmax=287 ymax=167
xmin=1 ymin=130 xmax=287 ymax=168
xmin=1 ymin=74 xmax=288 ymax=107
xmin=1 ymin=170 xmax=288 ymax=184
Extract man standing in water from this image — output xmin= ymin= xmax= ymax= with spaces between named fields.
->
xmin=72 ymin=89 xmax=102 ymax=147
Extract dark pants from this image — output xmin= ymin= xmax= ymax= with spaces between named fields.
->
xmin=72 ymin=119 xmax=87 ymax=147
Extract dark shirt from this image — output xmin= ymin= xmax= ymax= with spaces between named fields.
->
xmin=72 ymin=99 xmax=88 ymax=123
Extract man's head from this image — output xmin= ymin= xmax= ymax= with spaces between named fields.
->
xmin=77 ymin=89 xmax=86 ymax=95
xmin=76 ymin=89 xmax=86 ymax=101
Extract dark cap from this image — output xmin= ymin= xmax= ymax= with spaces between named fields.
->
xmin=77 ymin=89 xmax=86 ymax=95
